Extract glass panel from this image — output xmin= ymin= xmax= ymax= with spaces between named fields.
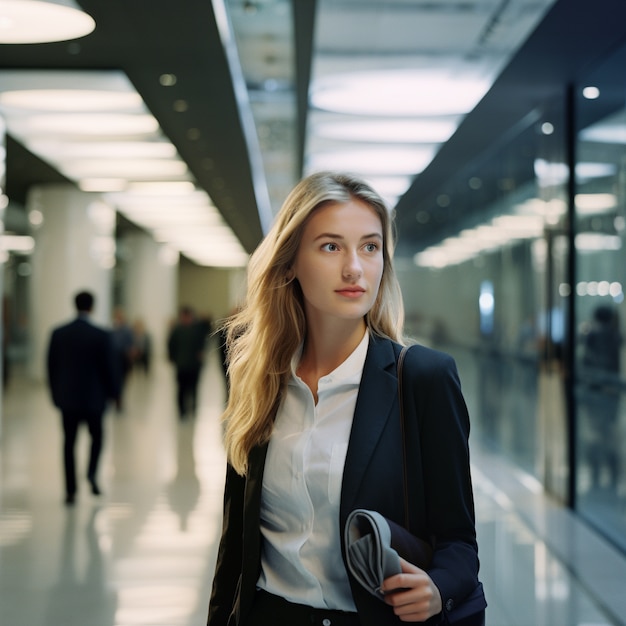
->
xmin=575 ymin=43 xmax=626 ymax=553
xmin=397 ymin=98 xmax=570 ymax=500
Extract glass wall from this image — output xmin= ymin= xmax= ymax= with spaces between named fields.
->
xmin=398 ymin=39 xmax=626 ymax=555
xmin=574 ymin=43 xmax=626 ymax=552
xmin=398 ymin=96 xmax=571 ymax=501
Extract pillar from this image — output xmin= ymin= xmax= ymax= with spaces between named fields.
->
xmin=117 ymin=230 xmax=178 ymax=360
xmin=28 ymin=184 xmax=115 ymax=381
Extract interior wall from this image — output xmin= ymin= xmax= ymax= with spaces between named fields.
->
xmin=177 ymin=259 xmax=246 ymax=326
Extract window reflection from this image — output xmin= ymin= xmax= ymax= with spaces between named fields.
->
xmin=574 ymin=41 xmax=626 ymax=552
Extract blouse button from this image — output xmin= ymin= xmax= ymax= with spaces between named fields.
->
xmin=445 ymin=598 xmax=455 ymax=611
xmin=322 ymin=620 xmax=331 ymax=626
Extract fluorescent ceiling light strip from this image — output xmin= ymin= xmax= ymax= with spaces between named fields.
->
xmin=28 ymin=140 xmax=178 ymax=159
xmin=79 ymin=179 xmax=128 ymax=192
xmin=112 ymin=191 xmax=215 ymax=207
xmin=184 ymin=254 xmax=248 ymax=268
xmin=580 ymin=124 xmax=626 ymax=144
xmin=119 ymin=213 xmax=222 ymax=227
xmin=125 ymin=217 xmax=224 ymax=231
xmin=59 ymin=159 xmax=189 ymax=178
xmin=0 ymin=89 xmax=142 ymax=112
xmin=11 ymin=113 xmax=160 ymax=136
xmin=363 ymin=176 xmax=413 ymax=197
xmin=126 ymin=181 xmax=197 ymax=194
xmin=155 ymin=227 xmax=243 ymax=243
xmin=120 ymin=206 xmax=221 ymax=219
xmin=0 ymin=235 xmax=35 ymax=252
xmin=307 ymin=147 xmax=435 ymax=176
xmin=575 ymin=193 xmax=617 ymax=213
xmin=311 ymin=69 xmax=490 ymax=116
xmin=576 ymin=233 xmax=621 ymax=250
xmin=313 ymin=119 xmax=458 ymax=143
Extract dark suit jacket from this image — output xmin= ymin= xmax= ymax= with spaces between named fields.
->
xmin=208 ymin=334 xmax=481 ymax=626
xmin=47 ymin=316 xmax=119 ymax=414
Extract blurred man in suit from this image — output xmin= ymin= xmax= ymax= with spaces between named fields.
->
xmin=167 ymin=305 xmax=208 ymax=419
xmin=47 ymin=291 xmax=119 ymax=505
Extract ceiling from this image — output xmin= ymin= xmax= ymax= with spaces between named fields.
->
xmin=2 ymin=0 xmax=626 ymax=266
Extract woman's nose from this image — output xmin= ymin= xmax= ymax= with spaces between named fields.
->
xmin=342 ymin=253 xmax=362 ymax=280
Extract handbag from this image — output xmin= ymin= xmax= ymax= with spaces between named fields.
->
xmin=344 ymin=346 xmax=433 ymax=600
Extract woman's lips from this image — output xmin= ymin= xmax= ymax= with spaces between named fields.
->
xmin=335 ymin=287 xmax=365 ymax=298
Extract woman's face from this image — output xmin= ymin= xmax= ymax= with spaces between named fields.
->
xmin=292 ymin=198 xmax=384 ymax=326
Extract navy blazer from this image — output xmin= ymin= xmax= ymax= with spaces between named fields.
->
xmin=208 ymin=334 xmax=481 ymax=626
xmin=47 ymin=316 xmax=119 ymax=414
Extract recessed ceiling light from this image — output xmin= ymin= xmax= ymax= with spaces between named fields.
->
xmin=159 ymin=74 xmax=178 ymax=87
xmin=582 ymin=86 xmax=600 ymax=100
xmin=174 ymin=99 xmax=188 ymax=112
xmin=0 ymin=0 xmax=95 ymax=44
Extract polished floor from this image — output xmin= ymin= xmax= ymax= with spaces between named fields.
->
xmin=1 ymin=343 xmax=626 ymax=626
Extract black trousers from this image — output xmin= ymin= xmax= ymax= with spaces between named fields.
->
xmin=176 ymin=367 xmax=201 ymax=417
xmin=243 ymin=590 xmax=361 ymax=626
xmin=61 ymin=410 xmax=103 ymax=496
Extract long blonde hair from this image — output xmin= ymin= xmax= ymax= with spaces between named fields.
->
xmin=221 ymin=171 xmax=405 ymax=475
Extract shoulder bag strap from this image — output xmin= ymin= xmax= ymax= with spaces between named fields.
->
xmin=397 ymin=345 xmax=410 ymax=529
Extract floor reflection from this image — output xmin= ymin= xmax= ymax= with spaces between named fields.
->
xmin=166 ymin=419 xmax=201 ymax=532
xmin=46 ymin=506 xmax=117 ymax=626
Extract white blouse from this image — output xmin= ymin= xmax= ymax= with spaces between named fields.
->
xmin=256 ymin=330 xmax=370 ymax=611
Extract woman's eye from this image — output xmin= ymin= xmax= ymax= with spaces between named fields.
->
xmin=364 ymin=243 xmax=379 ymax=252
xmin=321 ymin=242 xmax=339 ymax=252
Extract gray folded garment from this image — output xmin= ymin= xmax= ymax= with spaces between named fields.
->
xmin=344 ymin=509 xmax=433 ymax=601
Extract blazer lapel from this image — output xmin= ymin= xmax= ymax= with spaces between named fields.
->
xmin=341 ymin=335 xmax=398 ymax=517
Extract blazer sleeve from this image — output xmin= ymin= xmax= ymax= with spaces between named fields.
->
xmin=403 ymin=345 xmax=480 ymax=610
xmin=207 ymin=462 xmax=246 ymax=626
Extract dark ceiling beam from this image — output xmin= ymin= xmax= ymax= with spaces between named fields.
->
xmin=6 ymin=137 xmax=70 ymax=204
xmin=395 ymin=0 xmax=626 ymax=243
xmin=293 ymin=0 xmax=317 ymax=178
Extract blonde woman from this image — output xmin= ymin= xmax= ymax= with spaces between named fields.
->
xmin=208 ymin=172 xmax=485 ymax=626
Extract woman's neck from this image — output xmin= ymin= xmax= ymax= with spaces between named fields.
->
xmin=296 ymin=320 xmax=366 ymax=399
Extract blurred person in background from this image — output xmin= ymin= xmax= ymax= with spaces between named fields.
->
xmin=579 ymin=304 xmax=622 ymax=489
xmin=46 ymin=290 xmax=119 ymax=505
xmin=167 ymin=305 xmax=208 ymax=419
xmin=131 ymin=317 xmax=152 ymax=374
xmin=112 ymin=307 xmax=134 ymax=411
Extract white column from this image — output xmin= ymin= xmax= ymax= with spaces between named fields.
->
xmin=28 ymin=184 xmax=115 ymax=381
xmin=118 ymin=231 xmax=178 ymax=360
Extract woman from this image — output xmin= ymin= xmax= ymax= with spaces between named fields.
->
xmin=208 ymin=171 xmax=484 ymax=625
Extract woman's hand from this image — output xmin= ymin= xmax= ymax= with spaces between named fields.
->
xmin=380 ymin=558 xmax=442 ymax=622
